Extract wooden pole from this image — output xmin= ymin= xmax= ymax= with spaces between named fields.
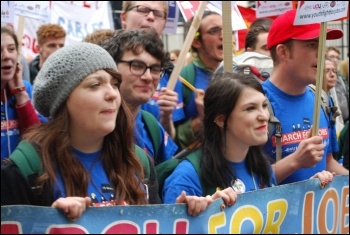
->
xmin=166 ymin=1 xmax=208 ymax=90
xmin=16 ymin=16 xmax=26 ymax=62
xmin=222 ymin=1 xmax=233 ymax=72
xmin=311 ymin=22 xmax=327 ymax=136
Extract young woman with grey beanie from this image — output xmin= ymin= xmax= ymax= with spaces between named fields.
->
xmin=1 ymin=42 xmax=150 ymax=221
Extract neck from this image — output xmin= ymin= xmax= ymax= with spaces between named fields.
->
xmin=269 ymin=66 xmax=307 ymax=95
xmin=70 ymin=132 xmax=104 ymax=153
xmin=127 ymin=103 xmax=140 ymax=118
xmin=224 ymin=143 xmax=249 ymax=163
xmin=196 ymin=53 xmax=221 ymax=72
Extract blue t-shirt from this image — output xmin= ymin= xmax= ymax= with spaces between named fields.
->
xmin=134 ymin=110 xmax=178 ymax=165
xmin=53 ymin=149 xmax=117 ymax=206
xmin=262 ymin=80 xmax=337 ymax=184
xmin=162 ymin=157 xmax=276 ymax=204
xmin=141 ymin=71 xmax=185 ymax=122
xmin=53 ymin=148 xmax=146 ymax=206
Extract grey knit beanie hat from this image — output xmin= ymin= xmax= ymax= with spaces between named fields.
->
xmin=33 ymin=42 xmax=117 ymax=118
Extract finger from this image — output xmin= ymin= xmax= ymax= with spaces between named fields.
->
xmin=175 ymin=191 xmax=187 ymax=204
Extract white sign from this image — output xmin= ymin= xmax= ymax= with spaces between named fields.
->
xmin=178 ymin=1 xmax=247 ymax=31
xmin=15 ymin=1 xmax=113 ymax=62
xmin=294 ymin=1 xmax=349 ymax=25
xmin=1 ymin=1 xmax=15 ymax=24
xmin=14 ymin=1 xmax=51 ymax=23
xmin=164 ymin=1 xmax=179 ymax=34
xmin=256 ymin=1 xmax=293 ymax=18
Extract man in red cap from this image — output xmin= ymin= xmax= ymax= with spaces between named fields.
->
xmin=262 ymin=9 xmax=349 ymax=185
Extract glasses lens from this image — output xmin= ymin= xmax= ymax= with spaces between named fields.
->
xmin=207 ymin=27 xmax=222 ymax=35
xmin=153 ymin=10 xmax=166 ymax=19
xmin=130 ymin=61 xmax=147 ymax=75
xmin=136 ymin=5 xmax=151 ymax=15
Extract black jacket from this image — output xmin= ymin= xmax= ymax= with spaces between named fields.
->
xmin=28 ymin=55 xmax=40 ymax=85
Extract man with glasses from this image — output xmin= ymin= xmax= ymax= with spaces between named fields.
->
xmin=325 ymin=46 xmax=349 ymax=123
xmin=120 ymin=1 xmax=185 ymax=140
xmin=175 ymin=11 xmax=224 ymax=151
xmin=100 ymin=29 xmax=178 ymax=167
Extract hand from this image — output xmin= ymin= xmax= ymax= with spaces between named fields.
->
xmin=175 ymin=191 xmax=213 ymax=216
xmin=310 ymin=170 xmax=335 ymax=188
xmin=7 ymin=63 xmax=24 ymax=90
xmin=212 ymin=187 xmax=238 ymax=208
xmin=194 ymin=89 xmax=205 ymax=119
xmin=292 ymin=130 xmax=325 ymax=169
xmin=51 ymin=196 xmax=92 ymax=221
xmin=158 ymin=87 xmax=178 ymax=120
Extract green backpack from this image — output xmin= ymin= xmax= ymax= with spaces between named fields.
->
xmin=155 ymin=148 xmax=216 ymax=198
xmin=141 ymin=110 xmax=161 ymax=159
xmin=10 ymin=140 xmax=151 ymax=180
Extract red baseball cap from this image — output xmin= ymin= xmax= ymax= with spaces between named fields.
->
xmin=267 ymin=9 xmax=343 ymax=50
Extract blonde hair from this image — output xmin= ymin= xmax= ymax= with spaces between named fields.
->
xmin=82 ymin=29 xmax=115 ymax=45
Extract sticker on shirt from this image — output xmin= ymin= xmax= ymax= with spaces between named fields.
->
xmin=231 ymin=179 xmax=246 ymax=193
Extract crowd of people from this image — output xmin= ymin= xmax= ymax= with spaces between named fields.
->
xmin=1 ymin=1 xmax=349 ymax=222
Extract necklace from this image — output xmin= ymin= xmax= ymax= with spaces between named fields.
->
xmin=251 ymin=170 xmax=258 ymax=190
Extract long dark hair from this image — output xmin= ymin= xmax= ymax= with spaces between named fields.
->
xmin=23 ymin=69 xmax=147 ymax=205
xmin=200 ymin=72 xmax=272 ymax=189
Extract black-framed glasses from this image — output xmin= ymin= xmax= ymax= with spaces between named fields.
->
xmin=127 ymin=5 xmax=167 ymax=20
xmin=205 ymin=26 xmax=223 ymax=36
xmin=118 ymin=60 xmax=164 ymax=80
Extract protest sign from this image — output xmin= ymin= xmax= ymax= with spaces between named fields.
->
xmin=2 ymin=176 xmax=348 ymax=234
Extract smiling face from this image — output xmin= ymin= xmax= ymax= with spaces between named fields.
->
xmin=121 ymin=1 xmax=167 ymax=36
xmin=117 ymin=50 xmax=160 ymax=108
xmin=1 ymin=33 xmax=18 ymax=87
xmin=225 ymin=87 xmax=269 ymax=148
xmin=66 ymin=70 xmax=121 ymax=138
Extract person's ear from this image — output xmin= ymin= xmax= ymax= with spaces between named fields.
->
xmin=276 ymin=44 xmax=289 ymax=61
xmin=214 ymin=115 xmax=225 ymax=128
xmin=192 ymin=37 xmax=202 ymax=50
xmin=36 ymin=44 xmax=41 ymax=54
xmin=120 ymin=12 xmax=127 ymax=29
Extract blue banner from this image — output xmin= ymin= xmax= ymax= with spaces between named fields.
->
xmin=1 ymin=175 xmax=349 ymax=234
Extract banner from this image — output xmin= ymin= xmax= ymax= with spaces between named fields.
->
xmin=14 ymin=1 xmax=51 ymax=22
xmin=256 ymin=1 xmax=293 ymax=18
xmin=1 ymin=1 xmax=15 ymax=24
xmin=164 ymin=1 xmax=180 ymax=34
xmin=13 ymin=1 xmax=113 ymax=62
xmin=1 ymin=175 xmax=348 ymax=234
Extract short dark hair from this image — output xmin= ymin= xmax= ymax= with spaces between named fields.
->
xmin=100 ymin=28 xmax=169 ymax=67
xmin=184 ymin=11 xmax=220 ymax=53
xmin=245 ymin=18 xmax=273 ymax=50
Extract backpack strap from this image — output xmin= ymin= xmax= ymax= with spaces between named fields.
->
xmin=266 ymin=99 xmax=282 ymax=162
xmin=308 ymin=84 xmax=340 ymax=125
xmin=9 ymin=141 xmax=42 ymax=180
xmin=185 ymin=150 xmax=216 ymax=196
xmin=141 ymin=110 xmax=161 ymax=158
xmin=180 ymin=63 xmax=196 ymax=106
xmin=134 ymin=144 xmax=151 ymax=179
